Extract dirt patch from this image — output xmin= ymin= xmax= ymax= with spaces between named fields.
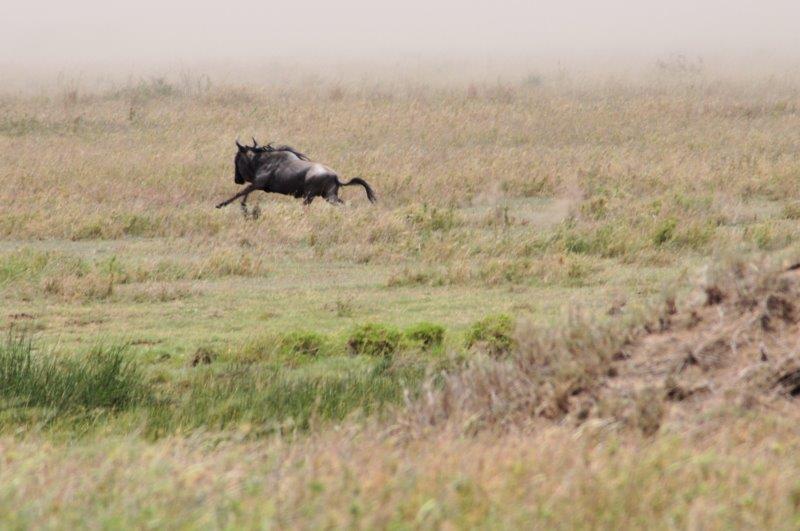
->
xmin=583 ymin=263 xmax=800 ymax=430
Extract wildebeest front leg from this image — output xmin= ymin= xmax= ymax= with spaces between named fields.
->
xmin=216 ymin=185 xmax=255 ymax=209
xmin=303 ymin=192 xmax=315 ymax=205
xmin=240 ymin=190 xmax=253 ymax=217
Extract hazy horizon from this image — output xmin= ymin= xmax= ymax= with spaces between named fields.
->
xmin=4 ymin=0 xmax=800 ymax=67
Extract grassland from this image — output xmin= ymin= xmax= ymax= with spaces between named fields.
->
xmin=2 ymin=60 xmax=800 ymax=527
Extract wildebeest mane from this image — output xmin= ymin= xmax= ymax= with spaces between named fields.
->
xmin=262 ymin=144 xmax=310 ymax=161
xmin=245 ymin=137 xmax=310 ymax=161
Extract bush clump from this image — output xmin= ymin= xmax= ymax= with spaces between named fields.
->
xmin=348 ymin=324 xmax=402 ymax=357
xmin=466 ymin=314 xmax=515 ymax=355
xmin=404 ymin=322 xmax=446 ymax=350
xmin=279 ymin=331 xmax=327 ymax=357
xmin=237 ymin=331 xmax=328 ymax=363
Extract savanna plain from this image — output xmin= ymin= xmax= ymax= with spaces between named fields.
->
xmin=3 ymin=59 xmax=800 ymax=528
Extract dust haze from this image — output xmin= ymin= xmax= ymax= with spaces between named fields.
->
xmin=3 ymin=0 xmax=800 ymax=67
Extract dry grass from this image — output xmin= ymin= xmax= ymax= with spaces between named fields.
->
xmin=3 ymin=67 xmax=800 ymax=270
xmin=1 ymin=415 xmax=799 ymax=529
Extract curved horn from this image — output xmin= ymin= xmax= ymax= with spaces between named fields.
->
xmin=252 ymin=136 xmax=259 ymax=147
xmin=235 ymin=138 xmax=246 ymax=152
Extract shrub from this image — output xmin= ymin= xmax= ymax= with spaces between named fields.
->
xmin=279 ymin=331 xmax=327 ymax=357
xmin=348 ymin=324 xmax=402 ymax=357
xmin=465 ymin=314 xmax=515 ymax=355
xmin=238 ymin=331 xmax=330 ymax=364
xmin=404 ymin=322 xmax=445 ymax=350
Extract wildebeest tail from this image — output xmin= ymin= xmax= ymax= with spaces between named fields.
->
xmin=339 ymin=177 xmax=377 ymax=203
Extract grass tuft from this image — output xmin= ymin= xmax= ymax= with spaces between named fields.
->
xmin=404 ymin=322 xmax=446 ymax=350
xmin=0 ymin=335 xmax=148 ymax=413
xmin=278 ymin=331 xmax=328 ymax=357
xmin=348 ymin=324 xmax=403 ymax=357
xmin=465 ymin=314 xmax=515 ymax=356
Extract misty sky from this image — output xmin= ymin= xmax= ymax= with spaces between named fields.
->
xmin=2 ymin=0 xmax=800 ymax=65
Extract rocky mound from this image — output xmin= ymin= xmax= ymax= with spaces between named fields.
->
xmin=593 ymin=262 xmax=800 ymax=429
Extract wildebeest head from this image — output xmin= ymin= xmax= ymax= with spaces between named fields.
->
xmin=233 ymin=139 xmax=254 ymax=184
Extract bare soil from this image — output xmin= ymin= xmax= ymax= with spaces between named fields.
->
xmin=583 ymin=263 xmax=800 ymax=430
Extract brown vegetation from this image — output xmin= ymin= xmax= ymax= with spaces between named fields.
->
xmin=404 ymin=260 xmax=800 ymax=438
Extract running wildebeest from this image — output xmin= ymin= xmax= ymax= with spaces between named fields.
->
xmin=215 ymin=139 xmax=376 ymax=210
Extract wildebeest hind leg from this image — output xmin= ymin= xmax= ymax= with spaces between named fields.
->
xmin=325 ymin=193 xmax=344 ymax=205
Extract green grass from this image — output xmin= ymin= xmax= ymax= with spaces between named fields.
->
xmin=146 ymin=360 xmax=424 ymax=436
xmin=0 ymin=331 xmax=430 ymax=437
xmin=465 ymin=314 xmax=515 ymax=355
xmin=347 ymin=323 xmax=403 ymax=357
xmin=0 ymin=235 xmax=685 ymax=358
xmin=404 ymin=322 xmax=446 ymax=350
xmin=0 ymin=335 xmax=147 ymax=414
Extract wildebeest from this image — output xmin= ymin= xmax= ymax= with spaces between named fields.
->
xmin=215 ymin=139 xmax=376 ymax=209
